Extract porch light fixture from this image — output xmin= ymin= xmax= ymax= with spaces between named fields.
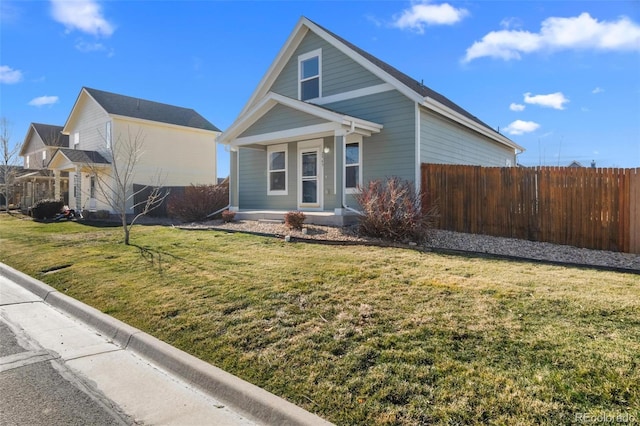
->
xmin=323 ymin=146 xmax=330 ymax=154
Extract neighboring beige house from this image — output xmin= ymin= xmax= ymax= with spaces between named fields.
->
xmin=48 ymin=87 xmax=220 ymax=215
xmin=17 ymin=123 xmax=70 ymax=209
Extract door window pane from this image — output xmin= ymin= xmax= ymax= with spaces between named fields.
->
xmin=302 ymin=152 xmax=317 ymax=177
xmin=302 ymin=180 xmax=317 ymax=203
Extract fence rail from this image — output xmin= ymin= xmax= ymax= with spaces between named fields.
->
xmin=421 ymin=164 xmax=640 ymax=254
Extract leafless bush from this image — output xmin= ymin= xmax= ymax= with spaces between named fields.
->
xmin=354 ymin=177 xmax=438 ymax=243
xmin=167 ymin=184 xmax=229 ymax=222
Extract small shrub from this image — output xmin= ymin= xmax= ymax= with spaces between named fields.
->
xmin=166 ymin=184 xmax=229 ymax=222
xmin=285 ymin=211 xmax=306 ymax=230
xmin=31 ymin=199 xmax=64 ymax=220
xmin=221 ymin=210 xmax=235 ymax=223
xmin=353 ymin=177 xmax=438 ymax=243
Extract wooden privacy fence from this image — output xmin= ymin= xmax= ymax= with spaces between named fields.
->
xmin=421 ymin=164 xmax=640 ymax=254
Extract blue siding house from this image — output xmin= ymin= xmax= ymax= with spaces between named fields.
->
xmin=218 ymin=17 xmax=524 ymax=225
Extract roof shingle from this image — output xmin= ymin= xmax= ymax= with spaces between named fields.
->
xmin=83 ymin=87 xmax=220 ymax=132
xmin=32 ymin=123 xmax=69 ymax=147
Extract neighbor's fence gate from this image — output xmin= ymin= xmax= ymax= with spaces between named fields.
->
xmin=421 ymin=164 xmax=640 ymax=254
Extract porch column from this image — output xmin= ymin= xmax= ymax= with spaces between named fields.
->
xmin=54 ymin=170 xmax=60 ymax=201
xmin=334 ymin=135 xmax=344 ymax=215
xmin=230 ymin=149 xmax=239 ymax=210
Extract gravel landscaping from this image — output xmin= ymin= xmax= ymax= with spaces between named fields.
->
xmin=180 ymin=219 xmax=640 ymax=272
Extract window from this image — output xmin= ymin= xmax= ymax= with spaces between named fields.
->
xmin=105 ymin=122 xmax=112 ymax=149
xmin=298 ymin=49 xmax=321 ymax=101
xmin=345 ymin=138 xmax=362 ymax=193
xmin=267 ymin=144 xmax=288 ymax=195
xmin=25 ymin=156 xmax=30 ymax=169
xmin=73 ymin=132 xmax=79 ymax=149
xmin=42 ymin=151 xmax=47 ymax=167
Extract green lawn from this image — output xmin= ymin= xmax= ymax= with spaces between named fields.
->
xmin=1 ymin=214 xmax=638 ymax=425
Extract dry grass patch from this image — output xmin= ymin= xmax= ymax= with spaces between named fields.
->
xmin=1 ymin=214 xmax=638 ymax=425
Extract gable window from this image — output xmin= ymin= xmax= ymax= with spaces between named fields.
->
xmin=267 ymin=144 xmax=288 ymax=195
xmin=73 ymin=132 xmax=79 ymax=149
xmin=42 ymin=151 xmax=47 ymax=167
xmin=345 ymin=137 xmax=362 ymax=193
xmin=298 ymin=49 xmax=321 ymax=101
xmin=105 ymin=121 xmax=112 ymax=149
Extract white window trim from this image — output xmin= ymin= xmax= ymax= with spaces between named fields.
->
xmin=298 ymin=48 xmax=322 ymax=101
xmin=105 ymin=121 xmax=112 ymax=149
xmin=267 ymin=143 xmax=288 ymax=196
xmin=73 ymin=132 xmax=79 ymax=149
xmin=344 ymin=135 xmax=363 ymax=195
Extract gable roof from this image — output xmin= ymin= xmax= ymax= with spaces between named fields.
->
xmin=238 ymin=16 xmax=523 ymax=152
xmin=66 ymin=87 xmax=220 ymax=132
xmin=309 ymin=19 xmax=496 ymax=132
xmin=53 ymin=148 xmax=110 ymax=165
xmin=220 ymin=92 xmax=383 ymax=146
xmin=20 ymin=123 xmax=69 ymax=156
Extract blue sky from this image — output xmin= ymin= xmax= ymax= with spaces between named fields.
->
xmin=1 ymin=0 xmax=639 ymax=177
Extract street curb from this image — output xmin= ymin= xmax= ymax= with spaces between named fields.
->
xmin=0 ymin=263 xmax=333 ymax=426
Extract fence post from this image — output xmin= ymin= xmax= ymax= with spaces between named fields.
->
xmin=630 ymin=168 xmax=640 ymax=254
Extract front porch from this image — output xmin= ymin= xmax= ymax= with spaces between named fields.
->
xmin=234 ymin=209 xmax=360 ymax=227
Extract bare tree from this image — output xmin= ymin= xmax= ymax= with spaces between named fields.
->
xmin=88 ymin=126 xmax=169 ymax=245
xmin=0 ymin=117 xmax=20 ymax=212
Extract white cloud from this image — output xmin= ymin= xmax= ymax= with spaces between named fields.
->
xmin=28 ymin=96 xmax=59 ymax=107
xmin=524 ymin=92 xmax=569 ymax=110
xmin=392 ymin=1 xmax=469 ymax=33
xmin=464 ymin=12 xmax=640 ymax=62
xmin=503 ymin=120 xmax=540 ymax=135
xmin=510 ymin=103 xmax=525 ymax=111
xmin=0 ymin=65 xmax=23 ymax=84
xmin=592 ymin=87 xmax=604 ymax=94
xmin=50 ymin=0 xmax=114 ymax=37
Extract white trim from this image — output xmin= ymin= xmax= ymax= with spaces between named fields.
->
xmin=239 ymin=21 xmax=310 ymax=116
xmin=298 ymin=48 xmax=322 ymax=101
xmin=344 ymin=134 xmax=363 ymax=195
xmin=415 ymin=103 xmax=421 ymax=194
xmin=235 ymin=123 xmax=341 ymax=147
xmin=105 ymin=121 xmax=112 ymax=149
xmin=297 ymin=139 xmax=323 ymax=210
xmin=312 ymin=83 xmax=394 ymax=106
xmin=267 ymin=143 xmax=288 ymax=196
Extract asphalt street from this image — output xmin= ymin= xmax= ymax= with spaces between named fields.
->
xmin=0 ymin=318 xmax=131 ymax=425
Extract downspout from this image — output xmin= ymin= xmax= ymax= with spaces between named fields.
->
xmin=341 ymin=121 xmax=364 ymax=216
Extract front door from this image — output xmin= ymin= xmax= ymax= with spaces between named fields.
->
xmin=298 ymin=140 xmax=323 ymax=209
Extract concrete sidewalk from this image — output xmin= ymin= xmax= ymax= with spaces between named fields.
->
xmin=0 ymin=263 xmax=332 ymax=426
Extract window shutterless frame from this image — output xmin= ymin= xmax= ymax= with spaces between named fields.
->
xmin=267 ymin=144 xmax=288 ymax=195
xmin=298 ymin=49 xmax=322 ymax=101
xmin=344 ymin=135 xmax=362 ymax=194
